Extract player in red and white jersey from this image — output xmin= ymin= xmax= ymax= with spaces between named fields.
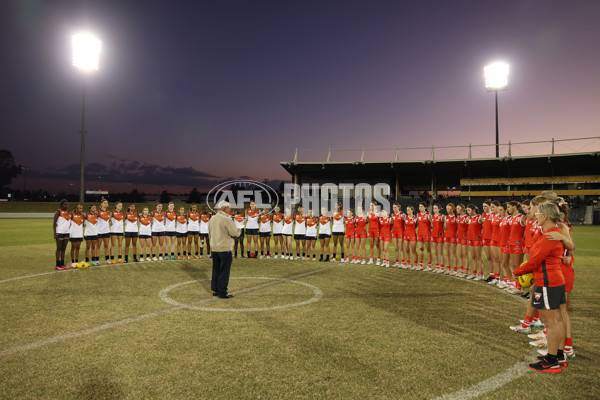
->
xmin=245 ymin=201 xmax=260 ymax=258
xmin=430 ymin=204 xmax=445 ymax=273
xmin=379 ymin=210 xmax=392 ymax=267
xmin=199 ymin=206 xmax=213 ymax=258
xmin=110 ymin=202 xmax=125 ymax=264
xmin=259 ymin=208 xmax=272 ymax=258
xmin=331 ymin=202 xmax=345 ymax=262
xmin=151 ymin=203 xmax=166 ymax=261
xmin=281 ymin=208 xmax=294 ymax=259
xmin=175 ymin=206 xmax=188 ymax=259
xmin=232 ymin=209 xmax=246 ymax=259
xmin=187 ymin=204 xmax=200 ymax=259
xmin=416 ymin=202 xmax=433 ymax=271
xmin=164 ymin=202 xmax=177 ymax=260
xmin=481 ymin=201 xmax=494 ymax=281
xmin=97 ymin=199 xmax=112 ymax=264
xmin=69 ymin=204 xmax=84 ymax=267
xmin=344 ymin=209 xmax=356 ymax=263
xmin=354 ymin=206 xmax=368 ymax=264
xmin=487 ymin=201 xmax=503 ymax=284
xmin=455 ymin=204 xmax=469 ymax=276
xmin=443 ymin=203 xmax=458 ymax=274
xmin=318 ymin=207 xmax=332 ymax=262
xmin=366 ymin=201 xmax=381 ymax=265
xmin=304 ymin=209 xmax=318 ymax=261
xmin=124 ymin=203 xmax=139 ymax=263
xmin=84 ymin=204 xmax=99 ymax=266
xmin=403 ymin=206 xmax=418 ymax=269
xmin=391 ymin=202 xmax=405 ymax=267
xmin=466 ymin=204 xmax=484 ymax=280
xmin=52 ymin=199 xmax=71 ymax=270
xmin=138 ymin=207 xmax=153 ymax=261
xmin=272 ymin=206 xmax=284 ymax=258
xmin=293 ymin=205 xmax=307 ymax=260
xmin=506 ymin=201 xmax=527 ymax=293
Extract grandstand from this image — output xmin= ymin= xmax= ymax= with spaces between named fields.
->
xmin=280 ymin=137 xmax=600 ymax=224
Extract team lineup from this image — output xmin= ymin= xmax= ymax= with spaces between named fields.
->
xmin=52 ymin=190 xmax=575 ymax=374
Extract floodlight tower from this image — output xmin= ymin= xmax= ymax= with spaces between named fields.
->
xmin=72 ymin=32 xmax=102 ymax=203
xmin=484 ymin=62 xmax=509 ymax=158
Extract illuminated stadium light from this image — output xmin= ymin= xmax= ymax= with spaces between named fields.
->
xmin=484 ymin=61 xmax=510 ymax=158
xmin=72 ymin=33 xmax=102 ymax=71
xmin=72 ymin=32 xmax=102 ymax=203
xmin=484 ymin=62 xmax=509 ymax=91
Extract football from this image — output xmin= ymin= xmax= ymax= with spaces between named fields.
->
xmin=249 ymin=252 xmax=256 ymax=258
xmin=518 ymin=272 xmax=534 ymax=288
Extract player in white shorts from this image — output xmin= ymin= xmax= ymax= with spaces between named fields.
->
xmin=175 ymin=206 xmax=188 ymax=259
xmin=164 ymin=202 xmax=177 ymax=260
xmin=245 ymin=201 xmax=260 ymax=258
xmin=331 ymin=201 xmax=345 ymax=262
xmin=84 ymin=204 xmax=99 ymax=266
xmin=97 ymin=199 xmax=112 ymax=264
xmin=69 ymin=203 xmax=84 ymax=267
xmin=110 ymin=201 xmax=125 ymax=264
xmin=281 ymin=208 xmax=294 ymax=259
xmin=124 ymin=203 xmax=139 ymax=263
xmin=271 ymin=206 xmax=284 ymax=258
xmin=232 ymin=209 xmax=246 ymax=258
xmin=199 ymin=206 xmax=212 ymax=257
xmin=151 ymin=203 xmax=166 ymax=260
xmin=294 ymin=205 xmax=307 ymax=260
xmin=138 ymin=207 xmax=153 ymax=261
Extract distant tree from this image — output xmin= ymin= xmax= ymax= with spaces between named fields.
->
xmin=187 ymin=187 xmax=201 ymax=204
xmin=160 ymin=190 xmax=171 ymax=203
xmin=129 ymin=189 xmax=145 ymax=203
xmin=0 ymin=149 xmax=21 ymax=188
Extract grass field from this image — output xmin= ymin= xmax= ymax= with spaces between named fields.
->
xmin=1 ymin=220 xmax=599 ymax=399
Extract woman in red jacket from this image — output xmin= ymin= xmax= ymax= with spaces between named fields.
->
xmin=513 ymin=202 xmax=567 ymax=374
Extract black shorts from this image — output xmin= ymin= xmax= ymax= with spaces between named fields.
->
xmin=332 ymin=231 xmax=345 ymax=236
xmin=110 ymin=232 xmax=124 ymax=237
xmin=237 ymin=230 xmax=245 ymax=238
xmin=245 ymin=228 xmax=259 ymax=236
xmin=259 ymin=231 xmax=271 ymax=238
xmin=200 ymin=233 xmax=209 ymax=238
xmin=98 ymin=233 xmax=110 ymax=239
xmin=85 ymin=235 xmax=98 ymax=241
xmin=69 ymin=237 xmax=83 ymax=242
xmin=56 ymin=233 xmax=70 ymax=240
xmin=165 ymin=231 xmax=176 ymax=237
xmin=152 ymin=231 xmax=165 ymax=237
xmin=531 ymin=285 xmax=566 ymax=310
xmin=294 ymin=234 xmax=305 ymax=241
xmin=305 ymin=236 xmax=317 ymax=241
xmin=282 ymin=233 xmax=292 ymax=237
xmin=139 ymin=234 xmax=151 ymax=239
xmin=124 ymin=232 xmax=138 ymax=238
xmin=318 ymin=234 xmax=331 ymax=239
xmin=176 ymin=232 xmax=187 ymax=238
xmin=273 ymin=233 xmax=282 ymax=237
xmin=187 ymin=230 xmax=199 ymax=236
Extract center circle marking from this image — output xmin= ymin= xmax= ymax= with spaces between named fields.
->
xmin=159 ymin=277 xmax=323 ymax=312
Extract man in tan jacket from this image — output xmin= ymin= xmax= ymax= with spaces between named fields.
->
xmin=209 ymin=201 xmax=242 ymax=298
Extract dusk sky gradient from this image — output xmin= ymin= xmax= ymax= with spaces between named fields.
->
xmin=2 ymin=0 xmax=600 ymax=194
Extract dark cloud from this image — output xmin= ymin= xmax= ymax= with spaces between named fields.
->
xmin=31 ymin=158 xmax=222 ymax=188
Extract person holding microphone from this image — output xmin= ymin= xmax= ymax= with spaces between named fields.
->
xmin=208 ymin=201 xmax=243 ymax=299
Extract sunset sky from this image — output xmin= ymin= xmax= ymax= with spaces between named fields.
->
xmin=2 ymin=0 xmax=600 ymax=194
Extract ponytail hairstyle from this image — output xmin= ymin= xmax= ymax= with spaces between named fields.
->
xmin=521 ymin=199 xmax=531 ymax=207
xmin=506 ymin=200 xmax=519 ymax=209
xmin=466 ymin=204 xmax=478 ymax=214
xmin=433 ymin=203 xmax=441 ymax=213
xmin=456 ymin=203 xmax=466 ymax=214
xmin=491 ymin=200 xmax=501 ymax=207
xmin=540 ymin=190 xmax=558 ymax=201
xmin=555 ymin=197 xmax=570 ymax=224
xmin=446 ymin=203 xmax=456 ymax=215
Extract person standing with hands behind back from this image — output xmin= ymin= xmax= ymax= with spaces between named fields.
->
xmin=209 ymin=201 xmax=242 ymax=299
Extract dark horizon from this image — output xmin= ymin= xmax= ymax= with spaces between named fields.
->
xmin=2 ymin=0 xmax=600 ymax=194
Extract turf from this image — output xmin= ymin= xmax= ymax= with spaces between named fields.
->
xmin=1 ymin=220 xmax=599 ymax=399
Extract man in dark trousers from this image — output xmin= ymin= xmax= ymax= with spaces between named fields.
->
xmin=208 ymin=201 xmax=242 ymax=298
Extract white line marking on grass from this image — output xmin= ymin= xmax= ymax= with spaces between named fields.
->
xmin=159 ymin=277 xmax=322 ymax=312
xmin=0 ymin=265 xmax=336 ymax=359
